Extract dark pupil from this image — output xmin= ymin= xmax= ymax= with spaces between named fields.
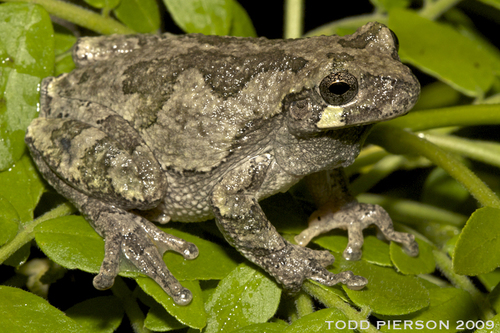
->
xmin=329 ymin=81 xmax=350 ymax=95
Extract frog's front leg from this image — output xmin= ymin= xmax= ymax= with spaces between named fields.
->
xmin=211 ymin=155 xmax=367 ymax=292
xmin=295 ymin=169 xmax=419 ymax=261
xmin=26 ymin=117 xmax=198 ymax=305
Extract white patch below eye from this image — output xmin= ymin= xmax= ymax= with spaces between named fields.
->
xmin=316 ymin=106 xmax=346 ymax=129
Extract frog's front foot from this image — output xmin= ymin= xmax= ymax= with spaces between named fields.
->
xmin=257 ymin=242 xmax=367 ymax=292
xmin=92 ymin=209 xmax=198 ymax=305
xmin=295 ymin=202 xmax=418 ymax=261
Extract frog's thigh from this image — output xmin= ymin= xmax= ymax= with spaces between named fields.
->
xmin=26 ymin=117 xmax=166 ymax=210
xmin=24 ymin=140 xmax=198 ymax=305
xmin=295 ymin=169 xmax=418 ymax=260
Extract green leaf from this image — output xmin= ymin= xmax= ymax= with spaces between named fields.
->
xmin=113 ymin=0 xmax=160 ymax=33
xmin=229 ymin=1 xmax=256 ymax=37
xmin=377 ymin=288 xmax=478 ymax=333
xmin=479 ymin=269 xmax=500 ymax=292
xmin=0 ymin=3 xmax=54 ymax=171
xmin=0 ymin=195 xmax=19 ymax=246
xmin=332 ymin=256 xmax=430 ymax=315
xmin=475 ymin=313 xmax=500 ymax=333
xmin=204 ymin=263 xmax=281 ymax=333
xmin=0 ymin=286 xmax=82 ymax=333
xmin=412 ymin=81 xmax=461 ymax=111
xmin=54 ymin=31 xmax=76 ymax=56
xmin=0 ymin=154 xmax=45 ymax=223
xmin=390 ymin=238 xmax=436 ymax=275
xmin=136 ymin=277 xmax=207 ymax=329
xmin=370 ymin=0 xmax=409 ymax=12
xmin=163 ymin=0 xmax=232 ymax=35
xmin=55 ymin=52 xmax=75 ymax=76
xmin=283 ymin=308 xmax=352 ymax=333
xmin=159 ymin=227 xmax=239 ymax=280
xmin=144 ymin=302 xmax=186 ymax=331
xmin=314 ymin=234 xmax=392 ymax=267
xmin=476 ymin=0 xmax=500 ymax=11
xmin=53 ymin=30 xmax=76 ymax=75
xmin=305 ymin=280 xmax=350 ymax=303
xmin=489 ymin=282 xmax=500 ymax=313
xmin=35 ymin=215 xmax=104 ymax=274
xmin=66 ymin=296 xmax=124 ymax=333
xmin=4 ymin=242 xmax=30 ymax=267
xmin=453 ymin=207 xmax=500 ymax=275
xmin=389 ymin=8 xmax=500 ymax=97
xmin=83 ymin=0 xmax=120 ymax=10
xmin=233 ymin=322 xmax=288 ymax=333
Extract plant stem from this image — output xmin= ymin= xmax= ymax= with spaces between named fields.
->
xmin=386 ymin=105 xmax=500 ymax=131
xmin=111 ymin=277 xmax=150 ymax=333
xmin=369 ymin=125 xmax=500 ymax=208
xmin=422 ymin=133 xmax=500 ymax=169
xmin=420 ymin=0 xmax=462 ymax=20
xmin=295 ymin=291 xmax=314 ymax=318
xmin=0 ymin=0 xmax=134 ymax=34
xmin=303 ymin=281 xmax=380 ymax=333
xmin=284 ymin=0 xmax=304 ymax=38
xmin=0 ymin=202 xmax=75 ymax=264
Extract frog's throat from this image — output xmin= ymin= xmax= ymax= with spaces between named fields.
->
xmin=316 ymin=106 xmax=345 ymax=129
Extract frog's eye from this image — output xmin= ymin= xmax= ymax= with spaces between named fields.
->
xmin=319 ymin=72 xmax=358 ymax=106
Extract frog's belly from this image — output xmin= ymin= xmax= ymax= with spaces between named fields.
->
xmin=161 ymin=173 xmax=217 ymax=222
xmin=159 ymin=159 xmax=302 ymax=223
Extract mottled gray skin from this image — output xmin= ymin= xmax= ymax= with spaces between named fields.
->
xmin=25 ymin=22 xmax=420 ymax=305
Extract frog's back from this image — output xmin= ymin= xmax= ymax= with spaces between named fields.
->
xmin=44 ymin=33 xmax=336 ymax=173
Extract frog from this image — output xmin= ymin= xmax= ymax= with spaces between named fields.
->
xmin=25 ymin=22 xmax=420 ymax=305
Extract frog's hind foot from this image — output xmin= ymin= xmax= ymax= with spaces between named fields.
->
xmin=254 ymin=241 xmax=367 ymax=293
xmin=295 ymin=202 xmax=418 ymax=261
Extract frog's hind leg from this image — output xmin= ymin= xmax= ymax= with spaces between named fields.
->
xmin=295 ymin=169 xmax=418 ymax=261
xmin=26 ymin=117 xmax=199 ymax=305
xmin=26 ymin=115 xmax=166 ymax=210
xmin=211 ymin=154 xmax=368 ymax=293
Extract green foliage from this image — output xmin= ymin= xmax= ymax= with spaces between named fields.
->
xmin=0 ymin=0 xmax=499 ymax=332
xmin=204 ymin=263 xmax=281 ymax=332
xmin=389 ymin=8 xmax=500 ymax=97
xmin=0 ymin=285 xmax=83 ymax=332
xmin=453 ymin=207 xmax=500 ymax=275
xmin=0 ymin=3 xmax=54 ymax=171
xmin=114 ymin=0 xmax=160 ymax=33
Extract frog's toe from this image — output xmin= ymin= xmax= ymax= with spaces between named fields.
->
xmin=172 ymin=288 xmax=193 ymax=306
xmin=93 ymin=273 xmax=115 ymax=290
xmin=404 ymin=236 xmax=419 ymax=257
xmin=310 ymin=270 xmax=367 ymax=291
xmin=94 ymin=233 xmax=122 ymax=290
xmin=138 ymin=219 xmax=199 ymax=260
xmin=343 ymin=245 xmax=362 ymax=261
xmin=344 ymin=274 xmax=368 ymax=290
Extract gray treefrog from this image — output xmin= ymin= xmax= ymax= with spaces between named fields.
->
xmin=25 ymin=22 xmax=420 ymax=305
